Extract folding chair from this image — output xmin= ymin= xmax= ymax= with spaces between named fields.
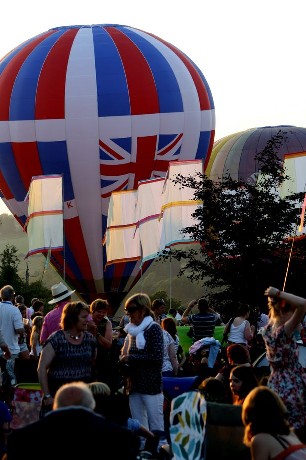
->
xmin=162 ymin=375 xmax=199 ymax=438
xmin=11 ymin=383 xmax=43 ymax=429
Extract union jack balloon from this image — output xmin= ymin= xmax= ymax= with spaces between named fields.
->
xmin=0 ymin=24 xmax=215 ymax=304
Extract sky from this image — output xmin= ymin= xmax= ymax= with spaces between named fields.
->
xmin=0 ymin=0 xmax=306 ymax=214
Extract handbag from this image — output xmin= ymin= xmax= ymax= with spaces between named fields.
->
xmin=221 ymin=317 xmax=235 ymax=347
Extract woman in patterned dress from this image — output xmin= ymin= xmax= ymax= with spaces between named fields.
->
xmin=262 ymin=287 xmax=306 ymax=442
xmin=37 ymin=301 xmax=97 ymax=410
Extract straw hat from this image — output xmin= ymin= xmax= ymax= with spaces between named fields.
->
xmin=48 ymin=282 xmax=75 ymax=305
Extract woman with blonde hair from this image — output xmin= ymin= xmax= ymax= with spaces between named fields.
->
xmin=261 ymin=287 xmax=306 ymax=442
xmin=242 ymin=386 xmax=306 ymax=460
xmin=119 ymin=293 xmax=165 ymax=450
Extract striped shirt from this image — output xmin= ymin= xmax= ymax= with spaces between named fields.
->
xmin=187 ymin=312 xmax=217 ymax=342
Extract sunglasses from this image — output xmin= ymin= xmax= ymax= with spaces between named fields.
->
xmin=125 ymin=305 xmax=140 ymax=314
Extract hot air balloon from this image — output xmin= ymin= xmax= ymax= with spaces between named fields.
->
xmin=206 ymin=125 xmax=306 ymax=195
xmin=0 ymin=24 xmax=215 ymax=306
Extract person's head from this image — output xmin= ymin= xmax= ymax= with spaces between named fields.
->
xmin=242 ymin=386 xmax=291 ymax=446
xmin=18 ymin=304 xmax=27 ymax=318
xmin=90 ymin=299 xmax=109 ymax=322
xmin=31 ymin=297 xmax=39 ymax=306
xmin=199 ymin=377 xmax=227 ymax=403
xmin=229 ymin=365 xmax=258 ymax=405
xmin=32 ymin=315 xmax=44 ymax=331
xmin=226 ymin=344 xmax=251 ymax=365
xmin=15 ymin=294 xmax=24 ymax=305
xmin=168 ymin=308 xmax=177 ymax=317
xmin=267 ymin=296 xmax=293 ymax=322
xmin=198 ymin=297 xmax=209 ymax=313
xmin=53 ymin=381 xmax=96 ymax=410
xmin=236 ymin=304 xmax=251 ymax=318
xmin=32 ymin=300 xmax=44 ymax=314
xmin=31 ymin=312 xmax=43 ymax=321
xmin=88 ymin=381 xmax=111 ymax=397
xmin=48 ymin=282 xmax=75 ymax=305
xmin=151 ymin=298 xmax=166 ymax=316
xmin=60 ymin=301 xmax=90 ymax=331
xmin=161 ymin=317 xmax=177 ymax=339
xmin=125 ymin=293 xmax=153 ymax=325
xmin=0 ymin=285 xmax=15 ymax=302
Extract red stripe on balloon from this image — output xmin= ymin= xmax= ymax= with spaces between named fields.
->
xmin=134 ymin=135 xmax=157 ymax=185
xmin=106 ymin=27 xmax=159 ymax=115
xmin=204 ymin=130 xmax=215 ymax=170
xmin=110 ymin=262 xmax=128 ymax=290
xmin=0 ymin=31 xmax=54 ymax=121
xmin=50 ymin=251 xmax=79 ymax=287
xmin=12 ymin=142 xmax=42 ymax=190
xmin=0 ymin=170 xmax=14 ymax=198
xmin=64 ymin=217 xmax=94 ymax=283
xmin=36 ymin=28 xmax=79 ymax=119
xmin=148 ymin=32 xmax=211 ymax=111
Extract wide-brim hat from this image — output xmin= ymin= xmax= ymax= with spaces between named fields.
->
xmin=48 ymin=282 xmax=75 ymax=305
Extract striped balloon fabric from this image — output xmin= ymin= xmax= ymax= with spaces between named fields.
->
xmin=0 ymin=24 xmax=215 ymax=301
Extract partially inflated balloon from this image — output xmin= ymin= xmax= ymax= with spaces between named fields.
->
xmin=0 ymin=24 xmax=215 ymax=302
xmin=206 ymin=125 xmax=306 ymax=193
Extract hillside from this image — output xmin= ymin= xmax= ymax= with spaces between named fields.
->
xmin=0 ymin=213 xmax=205 ymax=306
xmin=0 ymin=214 xmax=64 ymax=289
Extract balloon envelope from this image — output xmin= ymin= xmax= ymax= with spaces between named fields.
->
xmin=0 ymin=24 xmax=215 ymax=301
xmin=206 ymin=125 xmax=306 ymax=194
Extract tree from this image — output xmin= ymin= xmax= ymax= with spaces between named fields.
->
xmin=161 ymin=131 xmax=306 ymax=316
xmin=0 ymin=243 xmax=51 ymax=305
xmin=151 ymin=290 xmax=182 ymax=310
xmin=0 ymin=243 xmax=22 ymax=290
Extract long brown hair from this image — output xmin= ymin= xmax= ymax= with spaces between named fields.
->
xmin=242 ymin=386 xmax=290 ymax=446
xmin=230 ymin=365 xmax=258 ymax=405
xmin=161 ymin=317 xmax=177 ymax=339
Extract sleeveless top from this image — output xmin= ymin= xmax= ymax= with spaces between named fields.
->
xmin=228 ymin=320 xmax=247 ymax=345
xmin=46 ymin=329 xmax=97 ymax=395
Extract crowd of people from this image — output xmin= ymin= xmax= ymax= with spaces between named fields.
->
xmin=0 ymin=282 xmax=305 ymax=459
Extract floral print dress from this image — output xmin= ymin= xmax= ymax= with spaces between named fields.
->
xmin=262 ymin=323 xmax=306 ymax=430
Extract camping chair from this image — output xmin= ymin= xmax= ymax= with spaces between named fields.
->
xmin=11 ymin=383 xmax=43 ymax=429
xmin=10 ymin=358 xmax=42 ymax=429
xmin=204 ymin=402 xmax=251 ymax=460
xmin=14 ymin=357 xmax=39 ymax=384
xmin=160 ymin=390 xmax=207 ymax=460
xmin=162 ymin=375 xmax=199 ymax=438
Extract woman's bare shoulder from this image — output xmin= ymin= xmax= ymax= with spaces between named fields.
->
xmin=252 ymin=433 xmax=275 ymax=459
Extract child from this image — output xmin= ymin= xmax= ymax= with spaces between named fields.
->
xmin=30 ymin=316 xmax=44 ymax=358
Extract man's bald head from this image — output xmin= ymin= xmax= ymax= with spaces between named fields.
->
xmin=53 ymin=382 xmax=96 ymax=411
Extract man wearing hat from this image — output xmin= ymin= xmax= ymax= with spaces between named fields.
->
xmin=40 ymin=282 xmax=75 ymax=344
